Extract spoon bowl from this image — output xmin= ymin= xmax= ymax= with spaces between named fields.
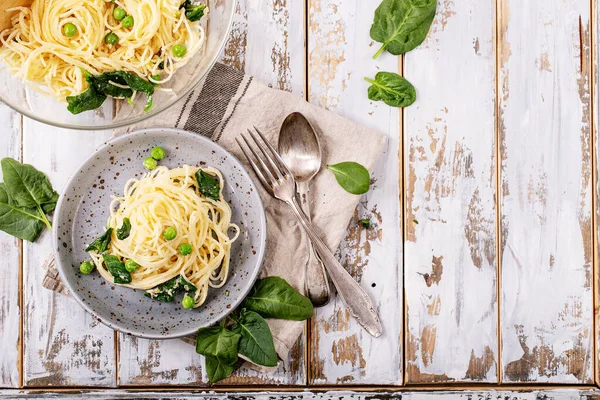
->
xmin=279 ymin=113 xmax=323 ymax=182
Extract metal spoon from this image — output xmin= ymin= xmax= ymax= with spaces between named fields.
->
xmin=278 ymin=112 xmax=332 ymax=307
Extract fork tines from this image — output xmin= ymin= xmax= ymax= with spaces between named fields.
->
xmin=236 ymin=126 xmax=292 ymax=192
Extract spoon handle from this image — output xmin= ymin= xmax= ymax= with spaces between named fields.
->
xmin=297 ymin=182 xmax=331 ymax=306
xmin=286 ymin=195 xmax=382 ymax=338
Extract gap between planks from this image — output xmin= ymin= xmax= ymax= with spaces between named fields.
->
xmin=399 ymin=54 xmax=407 ymax=386
xmin=591 ymin=0 xmax=599 ymax=387
xmin=494 ymin=0 xmax=503 ymax=385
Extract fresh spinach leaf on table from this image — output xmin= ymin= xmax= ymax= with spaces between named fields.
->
xmin=242 ymin=276 xmax=314 ymax=321
xmin=116 ymin=218 xmax=131 ymax=240
xmin=85 ymin=228 xmax=113 ymax=252
xmin=365 ymin=72 xmax=416 ymax=108
xmin=326 ymin=162 xmax=371 ymax=195
xmin=370 ymin=0 xmax=437 ymax=59
xmin=231 ymin=309 xmax=278 ymax=367
xmin=205 ymin=355 xmax=235 ymax=384
xmin=0 ymin=157 xmax=58 ymax=232
xmin=195 ymin=170 xmax=220 ymax=201
xmin=102 ymin=254 xmax=132 ymax=284
xmin=0 ymin=183 xmax=45 ymax=242
xmin=196 ymin=320 xmax=241 ymax=365
xmin=182 ymin=1 xmax=207 ymax=22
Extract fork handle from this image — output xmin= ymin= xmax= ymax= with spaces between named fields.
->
xmin=287 ymin=196 xmax=382 ymax=337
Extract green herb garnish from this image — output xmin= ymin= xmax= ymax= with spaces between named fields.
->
xmin=85 ymin=228 xmax=113 ymax=252
xmin=116 ymin=218 xmax=131 ymax=240
xmin=195 ymin=170 xmax=220 ymax=201
xmin=182 ymin=1 xmax=207 ymax=22
xmin=102 ymin=254 xmax=132 ymax=284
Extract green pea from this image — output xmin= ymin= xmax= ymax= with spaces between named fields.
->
xmin=172 ymin=44 xmax=187 ymax=58
xmin=104 ymin=32 xmax=119 ymax=45
xmin=113 ymin=7 xmax=126 ymax=21
xmin=125 ymin=259 xmax=140 ymax=272
xmin=182 ymin=295 xmax=194 ymax=309
xmin=79 ymin=261 xmax=94 ymax=274
xmin=151 ymin=74 xmax=162 ymax=82
xmin=178 ymin=243 xmax=192 ymax=256
xmin=63 ymin=23 xmax=78 ymax=37
xmin=151 ymin=146 xmax=166 ymax=160
xmin=143 ymin=157 xmax=157 ymax=170
xmin=122 ymin=15 xmax=134 ymax=28
xmin=121 ymin=15 xmax=133 ymax=28
xmin=163 ymin=227 xmax=177 ymax=240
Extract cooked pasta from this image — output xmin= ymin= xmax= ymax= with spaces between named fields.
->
xmin=0 ymin=0 xmax=206 ymax=108
xmin=88 ymin=165 xmax=239 ymax=308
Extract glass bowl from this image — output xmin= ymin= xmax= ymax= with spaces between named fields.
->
xmin=0 ymin=0 xmax=235 ymax=130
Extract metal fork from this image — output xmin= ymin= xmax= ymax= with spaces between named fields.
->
xmin=237 ymin=126 xmax=382 ymax=338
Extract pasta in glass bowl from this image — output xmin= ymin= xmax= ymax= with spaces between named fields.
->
xmin=0 ymin=0 xmax=235 ymax=130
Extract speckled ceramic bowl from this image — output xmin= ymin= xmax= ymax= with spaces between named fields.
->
xmin=53 ymin=128 xmax=267 ymax=339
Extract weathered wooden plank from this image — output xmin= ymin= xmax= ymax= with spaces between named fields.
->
xmin=403 ymin=0 xmax=498 ymax=383
xmin=117 ymin=0 xmax=307 ymax=386
xmin=499 ymin=0 xmax=594 ymax=383
xmin=0 ymin=105 xmax=22 ymax=388
xmin=595 ymin=0 xmax=600 ymax=387
xmin=22 ymin=119 xmax=116 ymax=387
xmin=307 ymin=0 xmax=402 ymax=385
xmin=1 ymin=389 xmax=599 ymax=400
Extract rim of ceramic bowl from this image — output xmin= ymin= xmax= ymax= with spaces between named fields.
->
xmin=0 ymin=1 xmax=237 ymax=131
xmin=53 ymin=128 xmax=267 ymax=339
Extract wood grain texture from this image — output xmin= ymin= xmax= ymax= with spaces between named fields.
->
xmin=1 ymin=389 xmax=600 ymax=399
xmin=499 ymin=0 xmax=594 ymax=383
xmin=117 ymin=0 xmax=307 ymax=386
xmin=595 ymin=0 xmax=600 ymax=386
xmin=0 ymin=105 xmax=22 ymax=388
xmin=307 ymin=0 xmax=402 ymax=385
xmin=404 ymin=0 xmax=498 ymax=383
xmin=22 ymin=118 xmax=116 ymax=387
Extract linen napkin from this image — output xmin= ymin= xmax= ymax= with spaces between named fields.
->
xmin=42 ymin=62 xmax=387 ymax=362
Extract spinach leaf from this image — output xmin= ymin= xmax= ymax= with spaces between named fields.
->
xmin=66 ymin=71 xmax=156 ymax=114
xmin=66 ymin=84 xmax=107 ymax=115
xmin=205 ymin=355 xmax=235 ymax=384
xmin=100 ymin=71 xmax=155 ymax=111
xmin=89 ymin=72 xmax=134 ymax=99
xmin=364 ymin=72 xmax=416 ymax=108
xmin=358 ymin=219 xmax=371 ymax=229
xmin=1 ymin=158 xmax=58 ymax=209
xmin=196 ymin=321 xmax=241 ymax=365
xmin=102 ymin=254 xmax=132 ymax=284
xmin=370 ymin=0 xmax=437 ymax=59
xmin=144 ymin=275 xmax=197 ymax=302
xmin=116 ymin=218 xmax=131 ymax=240
xmin=195 ymin=170 xmax=220 ymax=201
xmin=41 ymin=192 xmax=59 ymax=214
xmin=326 ymin=162 xmax=371 ymax=195
xmin=0 ymin=183 xmax=45 ymax=242
xmin=242 ymin=277 xmax=313 ymax=321
xmin=182 ymin=1 xmax=207 ymax=22
xmin=85 ymin=228 xmax=113 ymax=252
xmin=0 ymin=157 xmax=58 ymax=230
xmin=231 ymin=310 xmax=278 ymax=367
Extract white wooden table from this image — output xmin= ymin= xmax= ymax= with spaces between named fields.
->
xmin=1 ymin=0 xmax=600 ymax=397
